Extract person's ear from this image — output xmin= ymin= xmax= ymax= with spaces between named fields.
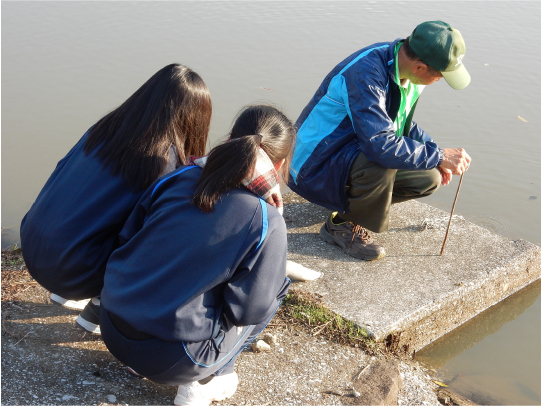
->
xmin=412 ymin=61 xmax=428 ymax=75
xmin=274 ymin=158 xmax=285 ymax=172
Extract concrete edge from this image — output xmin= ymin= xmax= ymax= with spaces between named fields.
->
xmin=373 ymin=241 xmax=541 ymax=352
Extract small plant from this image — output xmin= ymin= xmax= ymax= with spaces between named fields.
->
xmin=277 ymin=291 xmax=379 ymax=352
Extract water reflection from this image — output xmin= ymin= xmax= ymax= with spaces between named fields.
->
xmin=417 ymin=279 xmax=541 ymax=404
xmin=448 ymin=374 xmax=541 ymax=405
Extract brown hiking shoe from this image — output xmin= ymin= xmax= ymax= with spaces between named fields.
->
xmin=319 ymin=214 xmax=385 ymax=260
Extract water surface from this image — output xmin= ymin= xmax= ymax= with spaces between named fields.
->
xmin=417 ymin=279 xmax=541 ymax=405
xmin=2 ymin=2 xmax=540 ymax=404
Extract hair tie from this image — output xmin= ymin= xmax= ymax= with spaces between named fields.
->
xmin=253 ymin=133 xmax=263 ymax=146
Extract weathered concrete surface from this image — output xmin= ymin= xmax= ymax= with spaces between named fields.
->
xmin=284 ymin=193 xmax=541 ymax=352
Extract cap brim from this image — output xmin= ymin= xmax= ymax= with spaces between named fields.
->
xmin=442 ymin=64 xmax=471 ymax=90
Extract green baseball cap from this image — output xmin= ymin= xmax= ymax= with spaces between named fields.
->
xmin=408 ymin=20 xmax=470 ymax=90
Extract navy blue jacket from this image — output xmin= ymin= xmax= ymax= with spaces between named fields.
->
xmin=101 ymin=166 xmax=290 ymax=342
xmin=289 ymin=39 xmax=444 ymax=213
xmin=20 ymin=133 xmax=153 ymax=299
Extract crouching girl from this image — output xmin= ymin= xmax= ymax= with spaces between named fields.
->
xmin=20 ymin=64 xmax=211 ymax=333
xmin=100 ymin=105 xmax=296 ymax=406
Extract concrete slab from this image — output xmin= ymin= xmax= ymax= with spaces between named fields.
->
xmin=284 ymin=193 xmax=541 ymax=352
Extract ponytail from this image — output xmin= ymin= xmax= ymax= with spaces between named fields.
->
xmin=192 ymin=105 xmax=295 ymax=212
xmin=192 ymin=135 xmax=261 ymax=212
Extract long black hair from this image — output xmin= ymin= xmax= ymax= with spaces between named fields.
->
xmin=84 ymin=64 xmax=212 ymax=191
xmin=193 ymin=105 xmax=296 ymax=212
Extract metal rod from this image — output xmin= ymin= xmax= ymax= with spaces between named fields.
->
xmin=440 ymin=173 xmax=464 ymax=255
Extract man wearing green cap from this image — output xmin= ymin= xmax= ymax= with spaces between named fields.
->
xmin=288 ymin=20 xmax=472 ymax=260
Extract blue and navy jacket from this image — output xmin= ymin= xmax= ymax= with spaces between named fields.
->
xmin=289 ymin=39 xmax=444 ymax=213
xmin=20 ymin=133 xmax=161 ymax=299
xmin=101 ymin=165 xmax=290 ymax=342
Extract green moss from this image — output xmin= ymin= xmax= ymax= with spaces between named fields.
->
xmin=281 ymin=292 xmax=376 ymax=349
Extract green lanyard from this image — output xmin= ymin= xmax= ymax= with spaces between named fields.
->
xmin=394 ymin=43 xmax=424 ymax=138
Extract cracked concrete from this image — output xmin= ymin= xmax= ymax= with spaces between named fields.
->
xmin=283 ymin=193 xmax=541 ymax=352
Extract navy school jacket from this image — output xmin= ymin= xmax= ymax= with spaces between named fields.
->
xmin=101 ymin=165 xmax=290 ymax=342
xmin=20 ymin=133 xmax=176 ymax=299
xmin=289 ymin=39 xmax=444 ymax=214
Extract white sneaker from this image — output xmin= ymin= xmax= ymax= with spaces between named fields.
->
xmin=285 ymin=260 xmax=322 ymax=281
xmin=174 ymin=372 xmax=239 ymax=406
xmin=75 ymin=297 xmax=101 ymax=334
xmin=50 ymin=293 xmax=90 ymax=310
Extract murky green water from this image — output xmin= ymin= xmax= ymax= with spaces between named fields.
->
xmin=417 ymin=279 xmax=541 ymax=405
xmin=2 ymin=2 xmax=540 ymax=404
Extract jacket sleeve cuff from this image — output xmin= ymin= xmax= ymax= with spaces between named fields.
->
xmin=437 ymin=148 xmax=444 ymax=167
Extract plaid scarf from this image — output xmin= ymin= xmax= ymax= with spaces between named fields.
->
xmin=189 ymin=148 xmax=322 ymax=281
xmin=189 ymin=147 xmax=283 ymax=215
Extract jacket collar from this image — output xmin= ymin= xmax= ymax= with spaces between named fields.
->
xmin=387 ymin=38 xmax=404 ymax=84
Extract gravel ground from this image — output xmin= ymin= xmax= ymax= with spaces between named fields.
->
xmin=1 ymin=252 xmax=440 ymax=405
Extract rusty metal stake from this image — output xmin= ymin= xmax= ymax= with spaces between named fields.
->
xmin=440 ymin=173 xmax=464 ymax=255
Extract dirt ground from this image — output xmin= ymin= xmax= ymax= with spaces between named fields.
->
xmin=1 ymin=250 xmax=440 ymax=405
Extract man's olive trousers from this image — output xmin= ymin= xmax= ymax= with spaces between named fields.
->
xmin=340 ymin=152 xmax=441 ymax=233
